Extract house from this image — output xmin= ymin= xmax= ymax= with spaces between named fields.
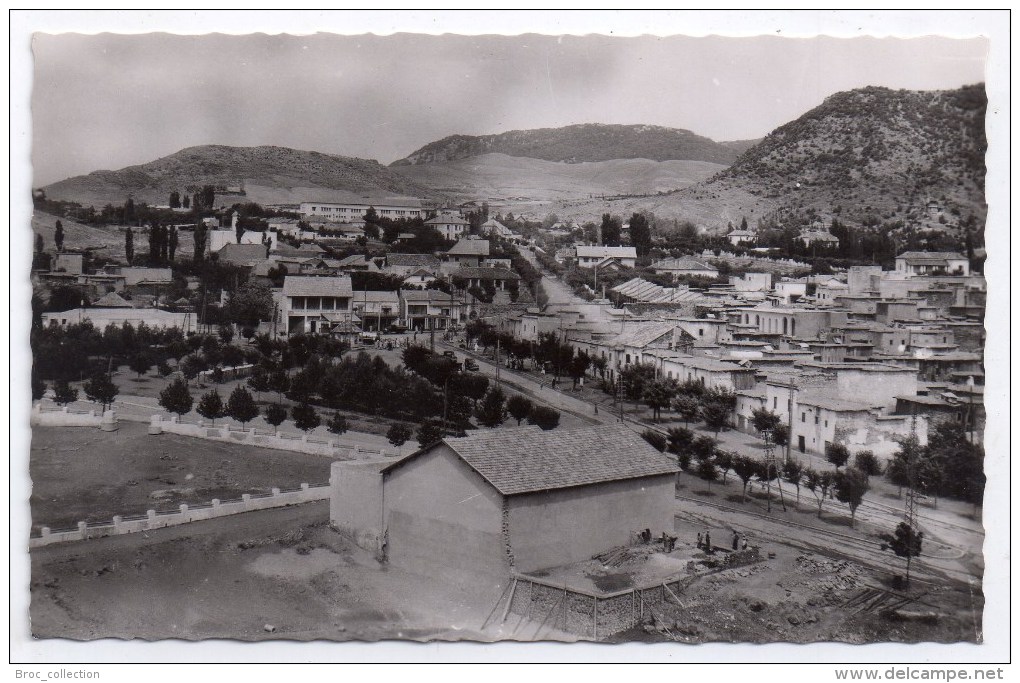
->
xmin=575 ymin=246 xmax=637 ymax=269
xmin=401 ymin=269 xmax=438 ymax=288
xmin=41 ymin=306 xmax=197 ymax=333
xmin=208 ymin=229 xmax=278 ymax=253
xmin=400 ymin=290 xmax=468 ymax=331
xmin=351 ymin=290 xmax=401 ymax=332
xmin=894 ymin=252 xmax=970 ymax=277
xmin=217 ymin=243 xmax=269 ymax=267
xmin=299 ymin=200 xmax=425 ymax=222
xmin=450 ymin=266 xmax=520 ymax=292
xmin=384 ymin=253 xmax=443 ymax=278
xmin=52 ymin=252 xmax=84 ymax=275
xmin=730 ymin=272 xmax=771 ymax=292
xmin=735 ymin=307 xmax=848 ymax=340
xmin=329 ymin=424 xmax=678 ymax=580
xmin=651 ymin=257 xmax=719 ymax=281
xmin=725 ymin=229 xmax=756 ymax=246
xmin=425 ymin=213 xmax=470 ymax=241
xmin=656 ymin=354 xmax=757 ymax=391
xmin=798 ymin=224 xmax=840 ymax=248
xmin=280 ymin=275 xmax=354 ymax=336
xmin=481 ymin=218 xmax=513 ymax=239
xmin=445 ymin=238 xmax=491 ymax=267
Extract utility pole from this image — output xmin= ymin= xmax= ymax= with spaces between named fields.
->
xmin=495 ymin=336 xmax=501 ymax=386
xmin=786 ymin=379 xmax=795 ymax=463
xmin=903 ymin=411 xmax=919 ymax=590
xmin=762 ymin=430 xmax=787 ymax=513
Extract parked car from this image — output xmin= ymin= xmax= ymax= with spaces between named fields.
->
xmin=442 ymin=350 xmax=457 ymax=360
xmin=464 ymin=359 xmax=479 ymax=371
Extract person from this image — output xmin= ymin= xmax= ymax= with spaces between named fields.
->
xmin=696 ymin=532 xmax=703 ymax=549
xmin=742 ymin=538 xmax=749 ymax=551
xmin=732 ymin=531 xmax=740 ymax=551
xmin=704 ymin=531 xmax=712 ymax=553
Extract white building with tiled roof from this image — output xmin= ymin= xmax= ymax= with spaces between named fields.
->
xmin=280 ymin=275 xmax=354 ymax=336
xmin=574 ymin=246 xmax=637 ymax=269
xmin=425 ymin=213 xmax=470 ymax=241
xmin=329 ymin=424 xmax=677 ymax=579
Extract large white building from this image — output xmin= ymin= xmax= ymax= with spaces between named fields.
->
xmin=574 ymin=246 xmax=637 ymax=269
xmin=299 ymin=200 xmax=425 ymax=222
xmin=280 ymin=275 xmax=354 ymax=336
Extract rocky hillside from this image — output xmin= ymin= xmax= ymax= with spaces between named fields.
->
xmin=43 ymin=145 xmax=437 ymax=207
xmin=694 ymin=85 xmax=988 ymax=226
xmin=392 ymin=124 xmax=741 ymax=166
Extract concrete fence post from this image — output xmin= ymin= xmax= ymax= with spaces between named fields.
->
xmin=271 ymin=487 xmax=281 ymax=497
xmin=147 ymin=510 xmax=156 ymax=522
xmin=212 ymin=499 xmax=221 ymax=508
xmin=301 ymin=434 xmax=308 ymax=443
xmin=148 ymin=414 xmax=163 ymax=435
xmin=41 ymin=527 xmax=51 ymax=538
xmin=113 ymin=515 xmax=123 ymax=532
xmin=77 ymin=521 xmax=87 ymax=539
xmin=353 ymin=444 xmax=361 ymax=456
xmin=300 ymin=483 xmax=309 ymax=491
xmin=62 ymin=406 xmax=70 ymax=413
xmin=101 ymin=409 xmax=118 ymax=432
xmin=179 ymin=503 xmax=189 ymax=518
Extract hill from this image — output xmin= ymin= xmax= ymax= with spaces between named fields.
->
xmin=392 ymin=153 xmax=726 ymax=204
xmin=392 ymin=124 xmax=740 ymax=166
xmin=719 ymin=138 xmax=763 ymax=156
xmin=42 ymin=145 xmax=438 ymax=207
xmin=531 ymin=85 xmax=987 ymax=231
xmin=691 ymin=85 xmax=987 ymax=228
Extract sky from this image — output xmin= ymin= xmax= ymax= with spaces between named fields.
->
xmin=30 ymin=30 xmax=988 ymax=186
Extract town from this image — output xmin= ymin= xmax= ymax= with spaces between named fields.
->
xmin=28 ymin=186 xmax=986 ymax=643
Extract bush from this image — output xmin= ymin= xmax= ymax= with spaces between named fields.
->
xmin=641 ymin=430 xmax=667 ymax=452
xmin=528 ymin=405 xmax=561 ymax=430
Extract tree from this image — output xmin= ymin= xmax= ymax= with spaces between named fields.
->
xmin=246 ymin=366 xmax=270 ymax=400
xmin=714 ymin=450 xmax=733 ymax=484
xmin=751 ymin=408 xmax=783 ymax=434
xmin=54 ymin=220 xmax=64 ymax=251
xmin=629 ymin=213 xmax=652 ymax=257
xmin=600 ymin=213 xmax=621 ymax=246
xmin=168 ymin=225 xmax=179 ymax=261
xmin=700 ymin=401 xmax=730 ymax=439
xmin=417 ymin=418 xmax=443 ymax=448
xmin=476 ymin=386 xmax=508 ymax=428
xmin=125 ymin=227 xmax=134 ymax=264
xmin=264 ymin=403 xmax=288 ymax=431
xmin=803 ymin=468 xmax=834 ymax=519
xmin=782 ymin=458 xmax=804 ymax=504
xmin=854 ymin=450 xmax=883 ymax=478
xmin=181 ymin=354 xmax=205 ymax=385
xmin=387 ymin=424 xmax=413 ymax=450
xmin=52 ymin=379 xmax=78 ymax=406
xmin=641 ymin=430 xmax=667 ymax=452
xmin=82 ymin=372 xmax=119 ymax=411
xmin=528 ymin=405 xmax=561 ymax=430
xmin=643 ymin=379 xmax=676 ymax=421
xmin=731 ymin=455 xmax=759 ymax=502
xmin=825 ymin=442 xmax=851 ymax=470
xmin=880 ymin=521 xmax=924 ymax=588
xmin=672 ymin=395 xmax=700 ymax=426
xmin=567 ymin=352 xmax=590 ymax=389
xmin=31 ymin=372 xmax=47 ymax=401
xmin=226 ymin=386 xmax=259 ymax=429
xmin=193 ymin=221 xmax=208 ymax=261
xmin=197 ymin=389 xmax=225 ymax=425
xmin=159 ymin=378 xmax=193 ymax=417
xmin=182 ymin=193 xmax=190 ymax=209
xmin=327 ymin=412 xmax=349 ymax=435
xmin=128 ymin=352 xmax=152 ymax=378
xmin=269 ymin=369 xmax=290 ymax=401
xmin=696 ymin=455 xmax=718 ymax=488
xmin=833 ymin=467 xmax=870 ymax=528
xmin=507 ymin=394 xmax=534 ymax=425
xmin=666 ymin=426 xmax=694 ymax=455
xmin=291 ymin=402 xmax=320 ymax=432
xmin=228 ymin=281 xmax=273 ymax=327
xmin=35 ymin=233 xmax=44 ymax=254
xmin=169 ymin=190 xmax=181 ymax=208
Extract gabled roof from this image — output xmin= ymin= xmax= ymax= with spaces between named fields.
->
xmin=575 ymin=245 xmax=637 ymax=259
xmin=447 ymin=238 xmax=491 ymax=257
xmin=381 ymin=424 xmax=677 ymax=496
xmin=651 ymin=257 xmax=717 ymax=272
xmin=612 ymin=277 xmax=708 ymax=304
xmin=387 ymin=253 xmax=442 ymax=268
xmin=451 ymin=266 xmax=520 ymax=281
xmin=425 ymin=214 xmax=470 ymax=226
xmin=897 ymin=251 xmax=967 ymax=261
xmin=282 ymin=275 xmax=353 ymax=297
xmin=218 ymin=243 xmax=268 ymax=264
xmin=92 ymin=291 xmax=133 ymax=308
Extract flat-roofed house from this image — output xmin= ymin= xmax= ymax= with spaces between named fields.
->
xmin=281 ymin=275 xmax=354 ymax=336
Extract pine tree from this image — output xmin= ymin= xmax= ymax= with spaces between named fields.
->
xmin=327 ymin=412 xmax=348 ymax=435
xmin=168 ymin=225 xmax=178 ymax=261
xmin=387 ymin=423 xmax=412 ymax=449
xmin=226 ymin=386 xmax=259 ymax=429
xmin=82 ymin=372 xmax=119 ymax=412
xmin=291 ymin=402 xmax=320 ymax=432
xmin=54 ymin=220 xmax=64 ymax=252
xmin=263 ymin=403 xmax=288 ymax=431
xmin=476 ymin=386 xmax=507 ymax=427
xmin=197 ymin=389 xmax=225 ymax=425
xmin=125 ymin=227 xmax=134 ymax=265
xmin=158 ymin=378 xmax=193 ymax=417
xmin=52 ymin=379 xmax=79 ymax=406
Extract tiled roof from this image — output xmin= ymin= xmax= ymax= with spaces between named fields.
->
xmin=425 ymin=214 xmax=470 ymax=226
xmin=383 ymin=424 xmax=677 ymax=495
xmin=612 ymin=277 xmax=707 ymax=304
xmin=451 ymin=266 xmax=520 ymax=281
xmin=282 ymin=275 xmax=352 ymax=297
xmin=387 ymin=253 xmax=442 ymax=268
xmin=576 ymin=246 xmax=637 ymax=259
xmin=447 ymin=238 xmax=491 ymax=256
xmin=92 ymin=291 xmax=133 ymax=308
xmin=218 ymin=243 xmax=268 ymax=264
xmin=897 ymin=251 xmax=966 ymax=261
xmin=651 ymin=257 xmax=717 ymax=272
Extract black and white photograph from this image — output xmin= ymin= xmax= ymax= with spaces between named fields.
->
xmin=10 ymin=9 xmax=1010 ymax=669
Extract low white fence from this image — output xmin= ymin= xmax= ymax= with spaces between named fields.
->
xmin=30 ymin=404 xmax=104 ymax=428
xmin=30 ymin=483 xmax=330 ymax=548
xmin=150 ymin=415 xmax=399 ymax=460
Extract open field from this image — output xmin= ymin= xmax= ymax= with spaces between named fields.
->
xmin=29 ymin=423 xmax=335 ymax=532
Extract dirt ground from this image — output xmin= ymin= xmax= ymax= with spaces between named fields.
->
xmin=30 ymin=501 xmax=515 ymax=642
xmin=30 ymin=423 xmax=336 ymax=532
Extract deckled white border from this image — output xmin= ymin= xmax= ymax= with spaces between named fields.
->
xmin=8 ymin=9 xmax=1011 ymax=670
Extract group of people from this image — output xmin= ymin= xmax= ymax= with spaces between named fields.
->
xmin=696 ymin=530 xmax=749 ymax=554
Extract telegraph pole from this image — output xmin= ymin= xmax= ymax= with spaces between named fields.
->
xmin=762 ymin=430 xmax=787 ymax=513
xmin=903 ymin=412 xmax=919 ymax=589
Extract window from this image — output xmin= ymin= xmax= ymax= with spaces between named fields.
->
xmin=824 ymin=419 xmax=828 ymax=427
xmin=292 ymin=297 xmax=305 ymax=310
xmin=801 ymin=412 xmax=806 ymax=423
xmin=814 ymin=414 xmax=819 ymax=425
xmin=773 ymin=397 xmax=777 ymax=409
xmin=699 ymin=329 xmax=704 ymax=337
